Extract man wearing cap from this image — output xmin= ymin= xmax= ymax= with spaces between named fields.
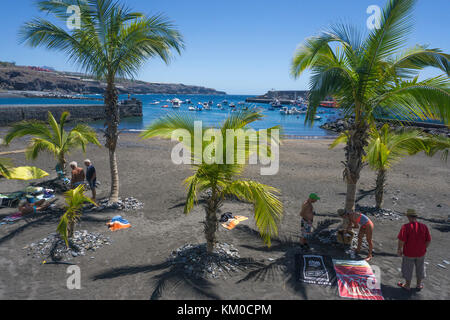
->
xmin=299 ymin=193 xmax=320 ymax=250
xmin=397 ymin=209 xmax=431 ymax=291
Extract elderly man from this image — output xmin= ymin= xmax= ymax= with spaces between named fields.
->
xmin=299 ymin=193 xmax=320 ymax=251
xmin=84 ymin=159 xmax=97 ymax=201
xmin=397 ymin=209 xmax=431 ymax=291
xmin=69 ymin=161 xmax=85 ymax=189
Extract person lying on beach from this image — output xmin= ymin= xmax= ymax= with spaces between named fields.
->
xmin=299 ymin=193 xmax=320 ymax=251
xmin=69 ymin=161 xmax=85 ymax=189
xmin=338 ymin=209 xmax=374 ymax=261
xmin=18 ymin=199 xmax=53 ymax=215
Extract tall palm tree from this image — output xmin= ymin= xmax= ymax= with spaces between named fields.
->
xmin=140 ymin=111 xmax=283 ymax=253
xmin=20 ymin=0 xmax=184 ymax=202
xmin=57 ymin=184 xmax=97 ymax=247
xmin=291 ymin=0 xmax=450 ymax=212
xmin=330 ymin=124 xmax=444 ymax=209
xmin=4 ymin=111 xmax=100 ymax=172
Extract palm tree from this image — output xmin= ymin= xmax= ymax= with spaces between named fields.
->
xmin=4 ymin=111 xmax=100 ymax=172
xmin=331 ymin=124 xmax=450 ymax=208
xmin=291 ymin=0 xmax=450 ymax=212
xmin=20 ymin=0 xmax=184 ymax=202
xmin=140 ymin=111 xmax=283 ymax=253
xmin=57 ymin=184 xmax=97 ymax=247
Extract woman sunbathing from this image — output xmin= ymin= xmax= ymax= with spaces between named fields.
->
xmin=18 ymin=199 xmax=53 ymax=215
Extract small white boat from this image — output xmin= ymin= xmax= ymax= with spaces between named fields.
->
xmin=217 ymin=103 xmax=223 ymax=109
xmin=203 ymin=102 xmax=211 ymax=110
xmin=188 ymin=106 xmax=196 ymax=111
xmin=280 ymin=107 xmax=289 ymax=115
xmin=314 ymin=115 xmax=322 ymax=121
xmin=149 ymin=101 xmax=160 ymax=105
xmin=171 ymin=98 xmax=181 ymax=108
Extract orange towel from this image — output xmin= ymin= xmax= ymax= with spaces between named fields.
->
xmin=107 ymin=221 xmax=131 ymax=231
xmin=221 ymin=216 xmax=248 ymax=230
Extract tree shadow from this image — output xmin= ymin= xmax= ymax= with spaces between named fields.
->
xmin=92 ymin=245 xmax=264 ymax=300
xmin=355 ymin=188 xmax=376 ymax=204
xmin=0 ymin=211 xmax=61 ymax=245
xmin=234 ymin=219 xmax=346 ymax=300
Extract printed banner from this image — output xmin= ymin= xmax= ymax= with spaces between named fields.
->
xmin=296 ymin=254 xmax=336 ymax=286
xmin=333 ymin=259 xmax=384 ymax=300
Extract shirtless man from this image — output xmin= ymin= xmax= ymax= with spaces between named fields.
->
xmin=299 ymin=193 xmax=320 ymax=250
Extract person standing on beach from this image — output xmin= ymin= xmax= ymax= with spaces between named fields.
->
xmin=70 ymin=161 xmax=85 ymax=189
xmin=299 ymin=193 xmax=320 ymax=251
xmin=84 ymin=159 xmax=97 ymax=201
xmin=397 ymin=209 xmax=431 ymax=291
xmin=338 ymin=209 xmax=374 ymax=261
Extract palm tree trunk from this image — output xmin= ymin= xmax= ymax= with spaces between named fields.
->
xmin=205 ymin=189 xmax=219 ymax=253
xmin=104 ymin=79 xmax=120 ymax=203
xmin=344 ymin=121 xmax=369 ymax=212
xmin=375 ymin=169 xmax=386 ymax=209
xmin=68 ymin=220 xmax=75 ymax=239
xmin=58 ymin=152 xmax=66 ymax=174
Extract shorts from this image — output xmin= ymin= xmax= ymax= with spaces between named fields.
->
xmin=402 ymin=255 xmax=426 ymax=281
xmin=88 ymin=179 xmax=97 ymax=189
xmin=300 ymin=219 xmax=313 ymax=239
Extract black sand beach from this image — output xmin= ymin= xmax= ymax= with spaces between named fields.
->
xmin=0 ymin=133 xmax=449 ymax=300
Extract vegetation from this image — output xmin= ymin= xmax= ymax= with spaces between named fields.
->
xmin=291 ymin=0 xmax=450 ymax=212
xmin=4 ymin=111 xmax=100 ymax=172
xmin=140 ymin=111 xmax=283 ymax=253
xmin=57 ymin=184 xmax=97 ymax=247
xmin=331 ymin=124 xmax=450 ymax=208
xmin=20 ymin=0 xmax=184 ymax=202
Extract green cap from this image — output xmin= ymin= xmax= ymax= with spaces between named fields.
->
xmin=309 ymin=193 xmax=320 ymax=200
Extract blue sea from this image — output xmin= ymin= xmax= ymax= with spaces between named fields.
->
xmin=0 ymin=94 xmax=341 ymax=137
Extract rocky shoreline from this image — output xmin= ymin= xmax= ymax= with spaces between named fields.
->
xmin=321 ymin=117 xmax=450 ymax=137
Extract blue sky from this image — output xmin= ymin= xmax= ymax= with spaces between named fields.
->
xmin=0 ymin=0 xmax=449 ymax=95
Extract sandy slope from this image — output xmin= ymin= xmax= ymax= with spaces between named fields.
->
xmin=0 ymin=133 xmax=448 ymax=300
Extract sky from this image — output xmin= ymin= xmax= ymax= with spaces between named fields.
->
xmin=0 ymin=0 xmax=449 ymax=95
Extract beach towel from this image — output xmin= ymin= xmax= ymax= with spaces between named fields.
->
xmin=295 ymin=254 xmax=336 ymax=286
xmin=333 ymin=259 xmax=384 ymax=300
xmin=221 ymin=215 xmax=248 ymax=230
xmin=107 ymin=215 xmax=131 ymax=231
xmin=1 ymin=212 xmax=23 ymax=224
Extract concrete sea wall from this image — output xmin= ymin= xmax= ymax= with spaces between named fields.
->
xmin=0 ymin=99 xmax=142 ymax=126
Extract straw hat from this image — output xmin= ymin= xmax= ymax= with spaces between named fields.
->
xmin=406 ymin=209 xmax=418 ymax=217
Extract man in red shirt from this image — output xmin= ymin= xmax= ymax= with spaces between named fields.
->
xmin=397 ymin=209 xmax=431 ymax=291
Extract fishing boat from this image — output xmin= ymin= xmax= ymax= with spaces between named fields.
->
xmin=171 ymin=98 xmax=181 ymax=108
xmin=270 ymin=99 xmax=282 ymax=108
xmin=314 ymin=115 xmax=322 ymax=121
xmin=280 ymin=106 xmax=290 ymax=115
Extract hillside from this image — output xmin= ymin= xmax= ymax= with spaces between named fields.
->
xmin=0 ymin=64 xmax=226 ymax=95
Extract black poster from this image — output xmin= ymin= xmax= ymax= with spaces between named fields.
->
xmin=295 ymin=254 xmax=336 ymax=286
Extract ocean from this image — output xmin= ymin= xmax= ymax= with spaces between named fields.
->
xmin=0 ymin=94 xmax=341 ymax=137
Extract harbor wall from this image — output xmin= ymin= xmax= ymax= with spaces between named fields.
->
xmin=0 ymin=99 xmax=142 ymax=126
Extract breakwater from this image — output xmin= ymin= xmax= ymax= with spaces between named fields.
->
xmin=0 ymin=99 xmax=142 ymax=126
